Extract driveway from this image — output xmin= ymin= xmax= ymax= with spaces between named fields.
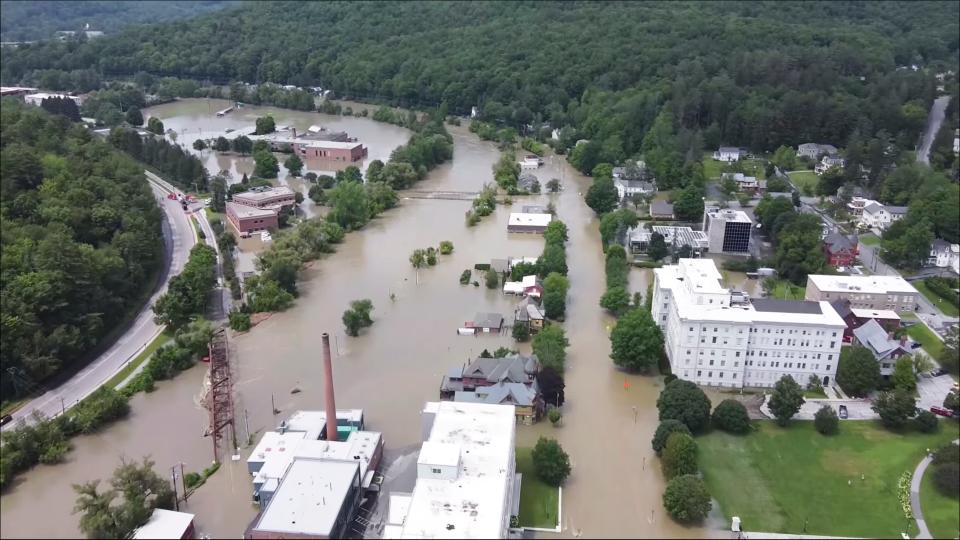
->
xmin=917 ymin=373 xmax=957 ymax=410
xmin=761 ymin=395 xmax=878 ymax=420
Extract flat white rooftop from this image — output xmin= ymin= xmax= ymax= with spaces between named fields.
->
xmin=678 ymin=258 xmax=727 ymax=294
xmin=232 ymin=186 xmax=295 ymax=203
xmin=133 ymin=509 xmax=194 ymax=539
xmin=850 ymin=308 xmax=901 ymax=320
xmin=302 ymin=140 xmax=364 ymax=149
xmin=227 ymin=201 xmax=276 ymax=219
xmin=390 ymin=401 xmax=516 ymax=539
xmin=252 ymin=458 xmax=359 ymax=537
xmin=508 ymin=212 xmax=553 ymax=228
xmin=707 ymin=208 xmax=752 ymax=223
xmin=807 ymin=274 xmax=917 ymax=295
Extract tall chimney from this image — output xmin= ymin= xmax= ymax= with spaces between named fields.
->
xmin=321 ymin=333 xmax=338 ymax=442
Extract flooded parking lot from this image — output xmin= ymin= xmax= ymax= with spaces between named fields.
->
xmin=1 ymin=99 xmax=716 ymax=538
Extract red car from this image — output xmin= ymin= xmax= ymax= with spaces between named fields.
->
xmin=929 ymin=406 xmax=955 ymax=418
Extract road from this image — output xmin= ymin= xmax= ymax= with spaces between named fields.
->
xmin=3 ymin=172 xmax=196 ymax=429
xmin=917 ymin=95 xmax=951 ymax=165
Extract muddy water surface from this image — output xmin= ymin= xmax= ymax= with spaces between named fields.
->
xmin=1 ymin=100 xmax=714 ymax=538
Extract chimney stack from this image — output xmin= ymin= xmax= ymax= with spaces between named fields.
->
xmin=321 ymin=333 xmax=338 ymax=442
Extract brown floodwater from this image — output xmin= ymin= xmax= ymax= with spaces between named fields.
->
xmin=1 ymin=99 xmax=718 ymax=538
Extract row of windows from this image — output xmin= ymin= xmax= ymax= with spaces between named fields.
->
xmin=688 ymin=325 xmax=837 ymax=337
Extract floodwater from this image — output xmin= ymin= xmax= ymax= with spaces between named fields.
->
xmin=1 ymin=99 xmax=716 ymax=538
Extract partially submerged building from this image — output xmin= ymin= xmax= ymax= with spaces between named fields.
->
xmin=507 ymin=212 xmax=552 ymax=234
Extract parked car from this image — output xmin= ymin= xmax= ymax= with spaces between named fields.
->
xmin=930 ymin=368 xmax=948 ymax=377
xmin=0 ymin=414 xmax=13 ymax=426
xmin=838 ymin=405 xmax=849 ymax=419
xmin=929 ymin=406 xmax=954 ymax=418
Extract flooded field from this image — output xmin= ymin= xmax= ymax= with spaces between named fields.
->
xmin=1 ymin=99 xmax=715 ymax=538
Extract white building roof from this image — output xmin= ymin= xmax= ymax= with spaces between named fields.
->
xmin=655 ymin=259 xmax=846 ymax=327
xmin=227 ymin=201 xmax=276 ymax=219
xmin=390 ymin=401 xmax=516 ymax=539
xmin=133 ymin=509 xmax=194 ymax=539
xmin=253 ymin=431 xmax=382 ymax=487
xmin=502 ymin=282 xmax=524 ymax=294
xmin=850 ymin=308 xmax=900 ymax=321
xmin=232 ymin=186 xmax=296 ymax=204
xmin=706 ymin=208 xmax=752 ymax=223
xmin=248 ymin=431 xmax=307 ymax=469
xmin=418 ymin=441 xmax=461 ymax=468
xmin=807 ymin=274 xmax=917 ymax=295
xmin=521 ymin=275 xmax=537 ymax=288
xmin=253 ymin=458 xmax=359 ymax=537
xmin=508 ymin=212 xmax=552 ymax=228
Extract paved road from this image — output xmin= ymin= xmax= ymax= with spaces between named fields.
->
xmin=2 ymin=173 xmax=196 ymax=430
xmin=917 ymin=96 xmax=951 ymax=165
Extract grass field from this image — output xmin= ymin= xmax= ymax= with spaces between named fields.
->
xmin=768 ymin=279 xmax=805 ymax=300
xmin=698 ymin=421 xmax=959 ymax=538
xmin=859 ymin=234 xmax=881 ymax=246
xmin=515 ymin=447 xmax=560 ymax=529
xmin=787 ymin=170 xmax=819 ymax=195
xmin=906 ymin=323 xmax=945 ymax=359
xmin=920 ymin=458 xmax=960 ymax=539
xmin=914 ymin=279 xmax=960 ymax=317
xmin=106 ymin=331 xmax=173 ymax=389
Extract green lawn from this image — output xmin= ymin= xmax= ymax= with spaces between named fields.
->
xmin=702 ymin=154 xmax=725 ymax=179
xmin=107 ymin=331 xmax=173 ymax=389
xmin=906 ymin=323 xmax=945 ymax=359
xmin=698 ymin=421 xmax=959 ymax=538
xmin=914 ymin=279 xmax=960 ymax=317
xmin=859 ymin=234 xmax=881 ymax=247
xmin=803 ymin=387 xmax=827 ymax=399
xmin=898 ymin=311 xmax=919 ymax=321
xmin=787 ymin=170 xmax=819 ymax=195
xmin=515 ymin=447 xmax=560 ymax=529
xmin=920 ymin=459 xmax=960 ymax=540
xmin=768 ymin=280 xmax=805 ymax=300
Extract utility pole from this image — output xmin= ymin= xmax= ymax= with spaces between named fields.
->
xmin=60 ymin=397 xmax=66 ymax=416
xmin=180 ymin=462 xmax=188 ymax=503
xmin=170 ymin=466 xmax=180 ymax=511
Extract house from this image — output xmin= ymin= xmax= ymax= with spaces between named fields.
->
xmin=830 ymin=299 xmax=901 ymax=343
xmin=508 ymin=212 xmax=552 ymax=234
xmin=815 ymin=154 xmax=845 ymax=175
xmin=852 ymin=318 xmax=913 ymax=376
xmin=721 ymin=172 xmax=764 ymax=196
xmin=519 ymin=154 xmax=542 ymax=170
xmin=823 ymin=233 xmax=859 ymax=267
xmin=846 ymin=197 xmax=873 ymax=217
xmin=613 ymin=178 xmax=656 ymax=201
xmin=796 ymin=143 xmax=838 ymax=160
xmin=439 ymin=355 xmax=542 ymax=423
xmin=927 ymin=239 xmax=959 ymax=269
xmin=226 ymin=202 xmax=278 ymax=237
xmin=503 ymin=275 xmax=542 ymax=297
xmin=464 ymin=312 xmax=504 ymax=334
xmin=517 ymin=173 xmax=540 ymax=192
xmin=649 ymin=200 xmax=675 ymax=220
xmin=860 ymin=202 xmax=907 ymax=231
xmin=514 ymin=296 xmax=546 ymax=333
xmin=713 ymin=147 xmax=742 ymax=162
xmin=133 ymin=509 xmax=195 ymax=540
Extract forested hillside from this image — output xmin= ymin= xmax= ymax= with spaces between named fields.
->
xmin=0 ymin=100 xmax=163 ymax=398
xmin=0 ymin=0 xmax=235 ymax=42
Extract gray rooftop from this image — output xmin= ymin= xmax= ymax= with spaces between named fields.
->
xmin=454 ymin=380 xmax=540 ymax=407
xmin=473 ymin=312 xmax=504 ymax=328
xmin=752 ymin=298 xmax=823 ymax=315
xmin=853 ymin=319 xmax=910 ymax=360
xmin=824 ymin=233 xmax=856 ymax=251
xmin=650 ymin=200 xmax=674 ymax=216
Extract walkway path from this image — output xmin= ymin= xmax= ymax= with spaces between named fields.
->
xmin=910 ymin=439 xmax=960 ymax=539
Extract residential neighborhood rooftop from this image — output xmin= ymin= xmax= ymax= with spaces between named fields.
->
xmin=806 ymin=274 xmax=917 ymax=295
xmin=226 ymin=201 xmax=277 ymax=219
xmin=508 ymin=212 xmax=553 ymax=228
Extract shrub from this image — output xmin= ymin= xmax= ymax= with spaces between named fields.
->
xmin=711 ymin=399 xmax=751 ymax=434
xmin=512 ymin=323 xmax=530 ymax=342
xmin=531 ymin=437 xmax=571 ymax=487
xmin=229 ymin=310 xmax=251 ymax=331
xmin=184 ymin=472 xmax=203 ymax=489
xmin=651 ymin=419 xmax=691 ymax=456
xmin=913 ymin=410 xmax=939 ymax=433
xmin=662 ymin=475 xmax=712 ymax=523
xmin=933 ymin=461 xmax=959 ymax=498
xmin=814 ymin=405 xmax=839 ymax=435
xmin=548 ymin=408 xmax=562 ymax=426
xmin=439 ymin=240 xmax=454 ymax=254
xmin=485 ymin=268 xmax=499 ymax=289
xmin=661 ymin=432 xmax=698 ymax=479
xmin=933 ymin=444 xmax=960 ymax=466
xmin=459 ymin=269 xmax=472 ymax=285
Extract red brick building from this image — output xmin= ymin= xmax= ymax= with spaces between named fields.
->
xmin=292 ymin=140 xmax=367 ymax=168
xmin=227 ymin=202 xmax=278 ymax=236
xmin=823 ymin=233 xmax=859 ymax=267
xmin=231 ymin=186 xmax=296 ymax=211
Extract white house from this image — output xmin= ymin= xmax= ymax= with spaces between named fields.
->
xmin=928 ymin=239 xmax=960 ymax=270
xmin=815 ymin=154 xmax=845 ymax=175
xmin=652 ymin=259 xmax=846 ymax=389
xmin=713 ymin=147 xmax=742 ymax=162
xmin=613 ymin=178 xmax=656 ymax=201
xmin=797 ymin=143 xmax=838 ymax=160
xmin=859 ymin=202 xmax=908 ymax=232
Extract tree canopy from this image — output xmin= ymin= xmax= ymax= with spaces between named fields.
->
xmin=657 ymin=379 xmax=712 ymax=433
xmin=609 ymin=308 xmax=664 ymax=372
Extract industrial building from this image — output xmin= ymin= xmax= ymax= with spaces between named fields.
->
xmin=626 ymin=225 xmax=709 ymax=257
xmin=384 ymin=401 xmax=519 ymax=539
xmin=804 ymin=274 xmax=919 ymax=312
xmin=652 ymin=259 xmax=846 ymax=388
xmin=703 ymin=208 xmax=752 ymax=253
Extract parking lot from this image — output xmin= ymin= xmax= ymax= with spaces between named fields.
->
xmin=917 ymin=372 xmax=958 ymax=410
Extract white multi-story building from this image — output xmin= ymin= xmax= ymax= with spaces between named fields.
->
xmin=385 ymin=401 xmax=517 ymax=539
xmin=703 ymin=208 xmax=752 ymax=253
xmin=652 ymin=259 xmax=846 ymax=388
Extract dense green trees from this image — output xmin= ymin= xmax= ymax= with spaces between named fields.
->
xmin=872 ymin=389 xmax=917 ymax=429
xmin=657 ymin=379 xmax=712 ymax=433
xmin=109 ymin=127 xmax=208 ymax=191
xmin=651 ymin=419 xmax=691 ymax=456
xmin=836 ymin=346 xmax=881 ymax=397
xmin=711 ymin=399 xmax=751 ymax=434
xmin=531 ymin=437 xmax=571 ymax=487
xmin=532 ymin=325 xmax=568 ymax=373
xmin=40 ymin=96 xmax=81 ymax=122
xmin=342 ymin=299 xmax=374 ymax=337
xmin=152 ymin=244 xmax=217 ymax=330
xmin=661 ymin=432 xmax=698 ymax=479
xmin=542 ymin=273 xmax=570 ymax=320
xmin=662 ymin=475 xmax=712 ymax=523
xmin=254 ymin=115 xmax=276 ymax=135
xmin=769 ymin=375 xmax=805 ymax=426
xmin=609 ymin=308 xmax=664 ymax=372
xmin=1 ymin=102 xmax=163 ymax=396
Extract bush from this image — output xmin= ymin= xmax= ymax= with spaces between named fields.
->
xmin=814 ymin=405 xmax=839 ymax=435
xmin=657 ymin=380 xmax=712 ymax=433
xmin=661 ymin=432 xmax=698 ymax=479
xmin=459 ymin=269 xmax=472 ymax=284
xmin=512 ymin=323 xmax=530 ymax=342
xmin=913 ymin=410 xmax=939 ymax=433
xmin=662 ymin=475 xmax=712 ymax=523
xmin=711 ymin=399 xmax=751 ymax=434
xmin=229 ymin=310 xmax=251 ymax=331
xmin=184 ymin=472 xmax=203 ymax=489
xmin=531 ymin=437 xmax=571 ymax=487
xmin=548 ymin=408 xmax=562 ymax=426
xmin=651 ymin=419 xmax=692 ymax=455
xmin=439 ymin=240 xmax=454 ymax=254
xmin=933 ymin=444 xmax=960 ymax=466
xmin=933 ymin=461 xmax=959 ymax=498
xmin=485 ymin=268 xmax=499 ymax=289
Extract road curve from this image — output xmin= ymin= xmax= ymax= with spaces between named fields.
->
xmin=917 ymin=96 xmax=951 ymax=165
xmin=2 ymin=172 xmax=196 ymax=429
xmin=910 ymin=439 xmax=960 ymax=540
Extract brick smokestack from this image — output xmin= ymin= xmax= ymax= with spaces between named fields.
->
xmin=321 ymin=333 xmax=338 ymax=442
